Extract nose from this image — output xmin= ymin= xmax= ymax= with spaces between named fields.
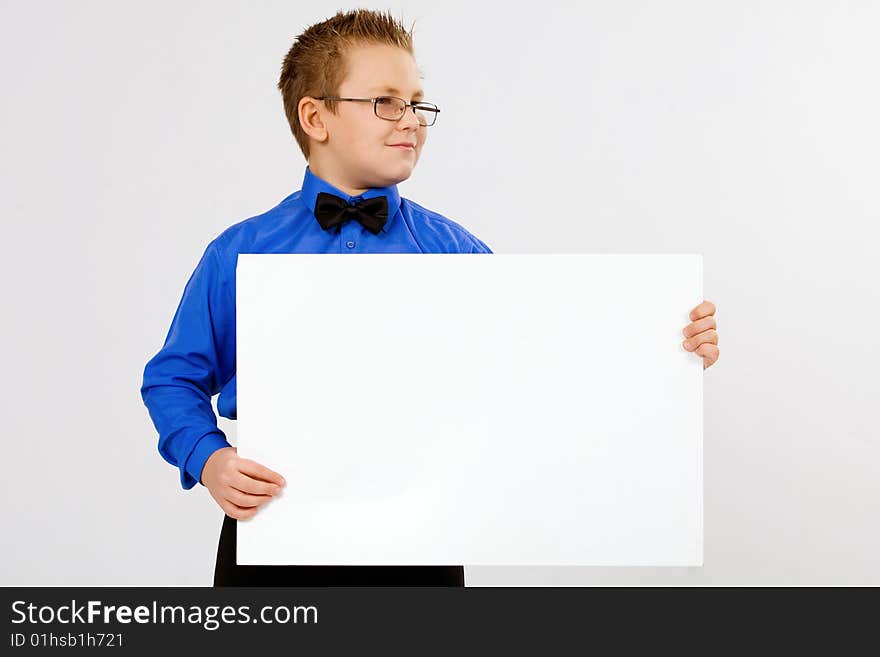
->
xmin=397 ymin=105 xmax=421 ymax=130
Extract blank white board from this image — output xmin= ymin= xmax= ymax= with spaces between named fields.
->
xmin=236 ymin=254 xmax=703 ymax=566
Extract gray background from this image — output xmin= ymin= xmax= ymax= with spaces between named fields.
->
xmin=1 ymin=0 xmax=877 ymax=585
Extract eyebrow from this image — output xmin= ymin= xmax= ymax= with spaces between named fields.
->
xmin=376 ymin=86 xmax=425 ymax=100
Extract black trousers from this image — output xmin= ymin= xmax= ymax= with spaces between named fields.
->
xmin=213 ymin=514 xmax=465 ymax=586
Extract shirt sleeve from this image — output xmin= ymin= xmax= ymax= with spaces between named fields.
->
xmin=140 ymin=239 xmax=236 ymax=490
xmin=469 ymin=234 xmax=494 ymax=254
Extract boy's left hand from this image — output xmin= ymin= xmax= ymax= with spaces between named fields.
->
xmin=682 ymin=300 xmax=719 ymax=370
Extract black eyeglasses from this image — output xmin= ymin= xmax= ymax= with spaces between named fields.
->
xmin=315 ymin=95 xmax=440 ymax=127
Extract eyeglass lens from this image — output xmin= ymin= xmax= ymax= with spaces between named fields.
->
xmin=375 ymin=97 xmax=438 ymax=126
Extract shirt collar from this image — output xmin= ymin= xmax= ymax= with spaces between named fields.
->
xmin=300 ymin=165 xmax=400 ymax=234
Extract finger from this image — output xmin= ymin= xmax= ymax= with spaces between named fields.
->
xmin=682 ymin=328 xmax=718 ymax=351
xmin=689 ymin=300 xmax=716 ymax=321
xmin=224 ymin=485 xmax=274 ymax=509
xmin=682 ymin=315 xmax=717 ymax=338
xmin=695 ymin=343 xmax=719 ymax=368
xmin=221 ymin=499 xmax=259 ymax=521
xmin=232 ymin=471 xmax=283 ymax=497
xmin=237 ymin=459 xmax=286 ymax=487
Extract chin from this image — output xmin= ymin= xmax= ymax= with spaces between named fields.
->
xmin=376 ymin=166 xmax=414 ymax=187
xmin=393 ymin=168 xmax=414 ymax=183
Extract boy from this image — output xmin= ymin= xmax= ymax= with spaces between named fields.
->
xmin=141 ymin=9 xmax=720 ymax=588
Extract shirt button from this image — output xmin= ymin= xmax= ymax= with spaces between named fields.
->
xmin=346 ymin=240 xmax=355 ymax=249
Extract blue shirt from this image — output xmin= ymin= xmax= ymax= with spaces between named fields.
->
xmin=141 ymin=165 xmax=493 ymax=490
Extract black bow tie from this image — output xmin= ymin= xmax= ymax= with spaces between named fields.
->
xmin=314 ymin=192 xmax=389 ymax=235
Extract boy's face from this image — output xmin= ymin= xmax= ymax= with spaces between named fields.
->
xmin=308 ymin=43 xmax=427 ymax=191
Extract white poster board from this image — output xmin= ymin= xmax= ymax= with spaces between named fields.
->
xmin=236 ymin=254 xmax=703 ymax=566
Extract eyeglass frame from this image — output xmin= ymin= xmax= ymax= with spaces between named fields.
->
xmin=313 ymin=95 xmax=440 ymax=126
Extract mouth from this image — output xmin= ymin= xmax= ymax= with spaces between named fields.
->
xmin=388 ymin=143 xmax=416 ymax=150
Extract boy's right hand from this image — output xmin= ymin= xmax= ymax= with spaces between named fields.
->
xmin=200 ymin=446 xmax=286 ymax=520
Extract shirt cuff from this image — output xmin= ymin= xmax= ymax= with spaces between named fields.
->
xmin=183 ymin=432 xmax=232 ymax=489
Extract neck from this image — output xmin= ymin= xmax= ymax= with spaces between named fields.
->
xmin=308 ymin=160 xmax=368 ymax=197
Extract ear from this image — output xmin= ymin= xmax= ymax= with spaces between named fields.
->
xmin=298 ymin=96 xmax=329 ymax=143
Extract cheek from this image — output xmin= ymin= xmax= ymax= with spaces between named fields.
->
xmin=352 ymin=134 xmax=385 ymax=163
xmin=340 ymin=118 xmax=383 ymax=154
